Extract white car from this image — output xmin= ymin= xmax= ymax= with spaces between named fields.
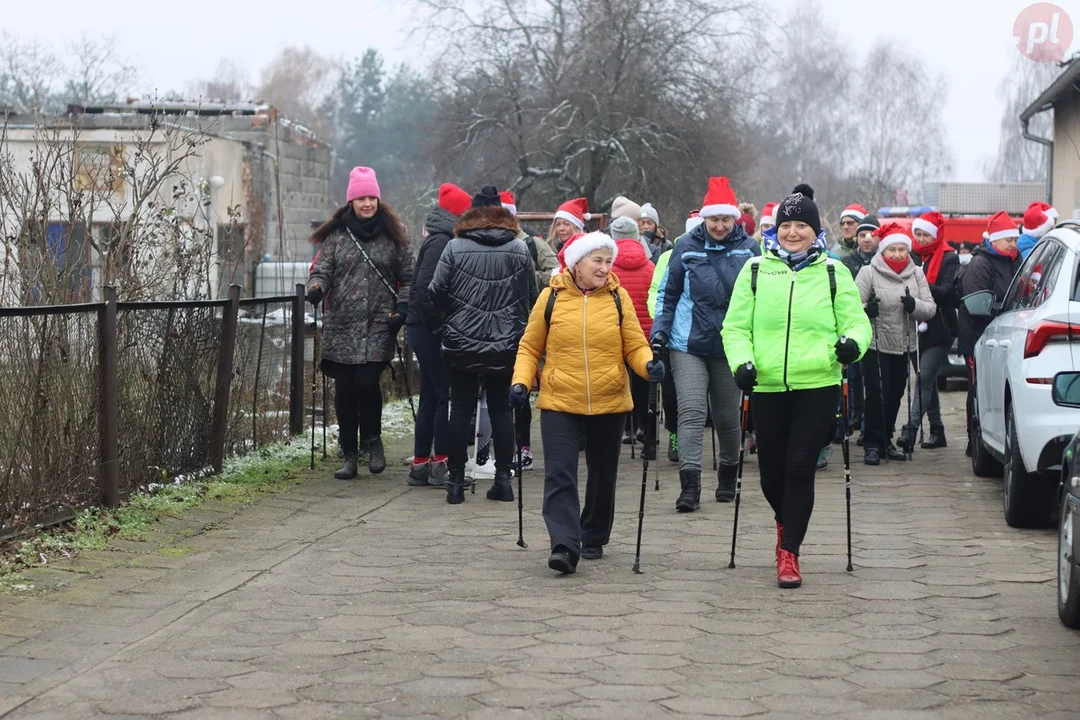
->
xmin=969 ymin=222 xmax=1080 ymax=528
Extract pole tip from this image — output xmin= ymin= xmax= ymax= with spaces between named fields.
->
xmin=727 ymin=560 xmax=736 ymax=569
xmin=632 ymin=564 xmax=643 ymax=574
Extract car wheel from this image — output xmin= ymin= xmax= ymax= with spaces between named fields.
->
xmin=1003 ymin=404 xmax=1054 ymax=528
xmin=1059 ymin=485 xmax=1080 ymax=628
xmin=971 ymin=416 xmax=1004 ymax=478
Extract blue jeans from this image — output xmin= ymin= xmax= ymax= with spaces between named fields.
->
xmin=407 ymin=323 xmax=450 ymax=459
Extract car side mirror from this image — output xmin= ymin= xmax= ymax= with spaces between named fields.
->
xmin=962 ymin=290 xmax=996 ymax=318
xmin=1052 ymin=372 xmax=1080 ymax=408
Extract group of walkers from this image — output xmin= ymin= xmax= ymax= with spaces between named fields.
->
xmin=306 ymin=165 xmax=1054 ymax=589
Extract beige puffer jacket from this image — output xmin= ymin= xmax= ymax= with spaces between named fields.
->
xmin=855 ymin=253 xmax=936 ymax=355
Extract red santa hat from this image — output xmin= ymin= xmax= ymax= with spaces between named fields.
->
xmin=840 ymin=203 xmax=868 ymax=222
xmin=912 ymin=211 xmax=946 ymax=242
xmin=874 ymin=222 xmax=912 ymax=252
xmin=554 ymin=197 xmax=590 ymax=230
xmin=560 ymin=231 xmax=618 ymax=271
xmin=1022 ymin=202 xmax=1054 ymax=238
xmin=500 ymin=191 xmax=517 ymax=217
xmin=983 ymin=210 xmax=1020 ymax=242
xmin=438 ymin=183 xmax=472 ymax=217
xmin=759 ymin=202 xmax=778 ymax=227
xmin=699 ymin=177 xmax=740 ymax=219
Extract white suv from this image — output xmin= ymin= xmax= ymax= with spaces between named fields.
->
xmin=969 ymin=223 xmax=1080 ymax=528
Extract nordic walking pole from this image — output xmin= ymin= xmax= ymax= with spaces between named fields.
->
xmin=841 ymin=353 xmax=854 ymax=572
xmin=654 ymin=384 xmax=661 ymax=492
xmin=321 ymin=370 xmax=328 ymax=460
xmin=514 ymin=412 xmax=527 ymax=549
xmin=710 ymin=398 xmax=718 ymax=472
xmin=915 ymin=330 xmax=924 ymax=446
xmin=634 ymin=344 xmax=662 ymax=574
xmin=397 ymin=343 xmax=417 ymax=423
xmin=903 ymin=289 xmax=913 ymax=461
xmin=310 ymin=304 xmax=318 ymax=471
xmin=728 ymin=389 xmax=750 ymax=569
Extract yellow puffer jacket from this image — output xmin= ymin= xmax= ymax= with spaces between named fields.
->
xmin=513 ymin=269 xmax=653 ymax=415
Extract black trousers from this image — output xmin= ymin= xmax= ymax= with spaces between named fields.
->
xmin=325 ymin=360 xmax=387 ymax=456
xmin=862 ymin=350 xmax=911 ymax=452
xmin=541 ymin=410 xmax=624 ymax=558
xmin=448 ymin=370 xmax=513 ymax=475
xmin=752 ymin=386 xmax=838 ymax=555
xmin=407 ymin=323 xmax=450 ymax=459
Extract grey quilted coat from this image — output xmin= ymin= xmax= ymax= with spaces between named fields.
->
xmin=307 ymin=227 xmax=414 ymax=365
xmin=855 ymin=253 xmax=936 ymax=355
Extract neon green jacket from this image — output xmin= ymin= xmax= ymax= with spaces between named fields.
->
xmin=722 ymin=253 xmax=872 ymax=393
xmin=647 ymin=249 xmax=672 ymax=318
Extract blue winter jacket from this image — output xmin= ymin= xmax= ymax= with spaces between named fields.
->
xmin=651 ymin=222 xmax=760 ymax=357
xmin=1018 ymin=232 xmax=1040 ymax=261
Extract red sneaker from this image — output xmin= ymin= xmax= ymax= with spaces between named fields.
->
xmin=775 ymin=523 xmax=784 ymax=562
xmin=777 ymin=549 xmax=802 ymax=589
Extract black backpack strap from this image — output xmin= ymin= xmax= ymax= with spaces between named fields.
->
xmin=612 ymin=289 xmax=623 ymax=326
xmin=751 ymin=259 xmax=760 ymax=296
xmin=827 ymin=260 xmax=837 ymax=303
xmin=544 ymin=289 xmax=559 ymax=326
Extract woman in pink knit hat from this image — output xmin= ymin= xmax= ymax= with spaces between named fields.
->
xmin=307 ymin=167 xmax=415 ymax=480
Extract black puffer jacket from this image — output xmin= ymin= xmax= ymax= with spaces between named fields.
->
xmin=918 ymin=251 xmax=960 ymax=351
xmin=427 ymin=206 xmax=538 ymax=373
xmin=956 ymin=244 xmax=1021 ymax=356
xmin=407 ymin=206 xmax=458 ymax=328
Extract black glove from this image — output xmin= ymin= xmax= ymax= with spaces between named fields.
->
xmin=646 ymin=360 xmax=666 ymax=383
xmin=509 ymin=383 xmax=530 ymax=408
xmin=651 ymin=331 xmax=669 ymax=349
xmin=734 ymin=363 xmax=757 ymax=394
xmin=305 ymin=283 xmax=324 ymax=306
xmin=835 ymin=336 xmax=860 ymax=365
xmin=901 ymin=288 xmax=916 ymax=314
xmin=387 ymin=302 xmax=408 ymax=335
xmin=865 ymin=293 xmax=880 ymax=319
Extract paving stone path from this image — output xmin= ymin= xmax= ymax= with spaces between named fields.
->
xmin=1 ymin=391 xmax=1078 ymax=718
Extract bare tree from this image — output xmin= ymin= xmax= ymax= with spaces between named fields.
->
xmin=188 ymin=59 xmax=254 ymax=104
xmin=414 ymin=0 xmax=756 ymax=220
xmin=62 ymin=33 xmax=139 ymax=107
xmin=0 ymin=31 xmax=61 ymax=112
xmin=256 ymin=46 xmax=338 ymax=138
xmin=984 ymin=55 xmax=1060 ymax=182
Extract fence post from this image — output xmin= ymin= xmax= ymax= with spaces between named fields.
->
xmin=289 ymin=283 xmax=305 ymax=436
xmin=209 ymin=285 xmax=241 ymax=473
xmin=98 ymin=286 xmax=120 ymax=508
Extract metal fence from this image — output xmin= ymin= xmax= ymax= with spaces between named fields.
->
xmin=0 ymin=285 xmax=311 ymax=534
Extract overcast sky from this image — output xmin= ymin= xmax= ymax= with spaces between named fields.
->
xmin=3 ymin=0 xmax=1074 ymax=183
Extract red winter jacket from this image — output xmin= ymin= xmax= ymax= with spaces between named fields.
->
xmin=612 ymin=238 xmax=656 ymax=337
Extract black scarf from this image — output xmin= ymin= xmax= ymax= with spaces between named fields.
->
xmin=344 ymin=207 xmax=384 ymax=241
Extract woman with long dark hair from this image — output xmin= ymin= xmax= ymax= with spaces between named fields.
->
xmin=307 ymin=167 xmax=415 ymax=479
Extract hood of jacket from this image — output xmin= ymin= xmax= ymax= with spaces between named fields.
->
xmin=454 ymin=206 xmax=520 ymax=247
xmin=613 ymin=236 xmax=649 ymax=270
xmin=425 ymin=206 xmax=459 ymax=238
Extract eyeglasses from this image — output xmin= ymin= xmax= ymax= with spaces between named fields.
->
xmin=840 ymin=220 xmax=857 ymax=227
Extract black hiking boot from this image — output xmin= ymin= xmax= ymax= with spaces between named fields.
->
xmin=334 ymin=454 xmax=359 ymax=480
xmin=921 ymin=426 xmax=947 ymax=449
xmin=486 ymin=470 xmax=515 ymax=502
xmin=447 ymin=468 xmax=466 ymax=505
xmin=864 ymin=447 xmax=881 ymax=466
xmin=885 ymin=442 xmax=907 ymax=462
xmin=897 ymin=425 xmax=917 ymax=454
xmin=367 ymin=436 xmax=386 ymax=474
xmin=676 ymin=469 xmax=701 ymax=513
xmin=581 ymin=545 xmax=603 ymax=560
xmin=715 ymin=464 xmax=737 ymax=503
xmin=548 ymin=550 xmax=577 ymax=574
xmin=407 ymin=461 xmax=431 ymax=487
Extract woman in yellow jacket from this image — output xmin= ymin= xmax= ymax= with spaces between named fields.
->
xmin=512 ymin=232 xmax=665 ymax=574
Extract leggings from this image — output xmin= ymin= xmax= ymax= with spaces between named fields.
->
xmin=752 ymin=386 xmax=839 ymax=555
xmin=324 ymin=360 xmax=386 ymax=456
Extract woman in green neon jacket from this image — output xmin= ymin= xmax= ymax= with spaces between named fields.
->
xmin=722 ymin=185 xmax=871 ymax=590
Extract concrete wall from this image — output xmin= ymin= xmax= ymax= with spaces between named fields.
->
xmin=1053 ymin=93 xmax=1080 ymax=218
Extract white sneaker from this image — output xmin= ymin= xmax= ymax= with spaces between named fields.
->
xmin=472 ymin=457 xmax=496 ymax=480
xmin=465 ymin=457 xmax=477 ymax=479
